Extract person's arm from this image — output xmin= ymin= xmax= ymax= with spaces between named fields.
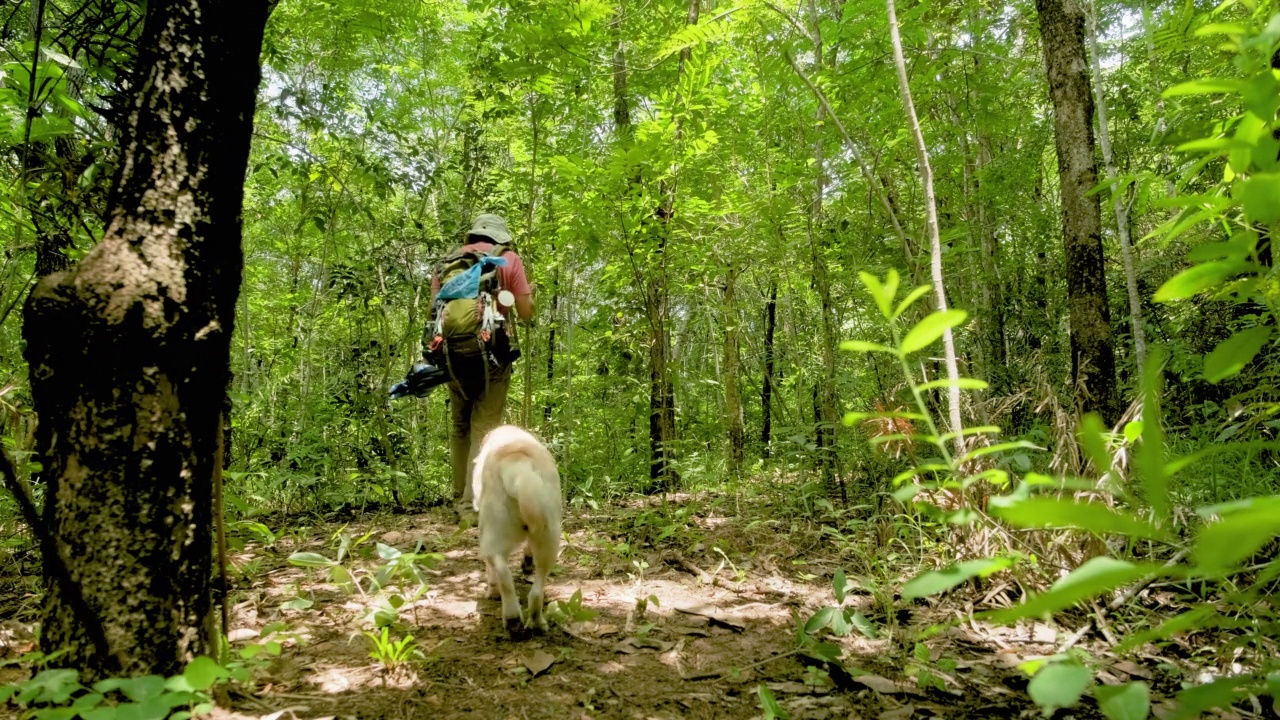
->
xmin=503 ymin=252 xmax=535 ymax=321
xmin=514 ymin=292 xmax=534 ymax=321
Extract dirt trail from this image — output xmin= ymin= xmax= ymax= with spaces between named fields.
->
xmin=204 ymin=500 xmax=1139 ymax=720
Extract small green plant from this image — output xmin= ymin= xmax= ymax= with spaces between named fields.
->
xmin=230 ymin=520 xmax=279 ymax=549
xmin=364 ymin=584 xmax=429 ymax=628
xmin=217 ymin=621 xmax=302 ymax=684
xmin=801 ymin=665 xmax=830 ymax=690
xmin=904 ymin=642 xmax=953 ymax=692
xmin=362 ymin=627 xmax=424 ymax=671
xmin=545 ymin=588 xmax=597 ymax=627
xmin=711 ymin=546 xmax=747 ymax=586
xmin=628 ymin=558 xmax=649 ymax=585
xmin=370 ymin=542 xmax=442 ymax=590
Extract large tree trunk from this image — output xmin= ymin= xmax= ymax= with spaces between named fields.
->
xmin=22 ymin=0 xmax=269 ymax=679
xmin=1035 ymin=0 xmax=1120 ymax=424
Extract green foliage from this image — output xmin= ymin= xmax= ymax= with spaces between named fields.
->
xmin=845 ymin=256 xmax=1280 ymax=716
xmin=0 ymin=654 xmax=243 ymax=720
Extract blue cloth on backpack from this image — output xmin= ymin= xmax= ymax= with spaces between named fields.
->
xmin=436 ymin=256 xmax=507 ymax=300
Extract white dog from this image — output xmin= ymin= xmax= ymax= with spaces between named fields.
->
xmin=471 ymin=424 xmax=562 ymax=633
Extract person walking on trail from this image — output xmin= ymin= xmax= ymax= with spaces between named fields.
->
xmin=427 ymin=213 xmax=533 ymax=525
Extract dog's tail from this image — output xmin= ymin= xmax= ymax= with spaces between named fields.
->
xmin=500 ymin=458 xmax=559 ymax=536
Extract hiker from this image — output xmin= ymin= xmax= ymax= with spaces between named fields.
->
xmin=427 ymin=213 xmax=534 ymax=525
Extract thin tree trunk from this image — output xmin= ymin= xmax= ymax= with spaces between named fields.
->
xmin=542 ymin=265 xmax=559 ymax=430
xmin=1142 ymin=2 xmax=1176 ymax=197
xmin=887 ymin=0 xmax=964 ymax=451
xmin=760 ymin=281 xmax=777 ymax=457
xmin=1088 ymin=0 xmax=1147 ymax=372
xmin=722 ymin=261 xmax=744 ymax=478
xmin=1036 ymin=0 xmax=1120 ymax=424
xmin=613 ymin=0 xmax=692 ymax=491
xmin=806 ymin=0 xmax=839 ymax=492
xmin=22 ymin=0 xmax=270 ymax=679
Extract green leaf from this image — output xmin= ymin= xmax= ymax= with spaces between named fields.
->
xmin=1194 ymin=21 xmax=1247 ymax=36
xmin=376 ymin=542 xmax=402 ymax=560
xmin=330 ymin=564 xmax=354 ymax=585
xmin=832 ymin=569 xmax=847 ymax=604
xmin=1168 ymin=675 xmax=1256 ymax=720
xmin=988 ymin=558 xmax=1158 ymax=622
xmin=1123 ymin=421 xmax=1143 ymax=444
xmin=805 ymin=642 xmax=843 ymax=662
xmin=916 ymin=377 xmax=989 ymax=391
xmin=1116 ymin=606 xmax=1214 ymax=652
xmin=1078 ymin=413 xmax=1113 ymax=476
xmin=902 ymin=557 xmax=1013 ymax=599
xmin=1193 ymin=500 xmax=1280 ymax=573
xmin=989 ymin=497 xmax=1165 ymax=539
xmin=804 ymin=607 xmax=834 ymax=634
xmin=1174 ymin=136 xmax=1252 ymax=153
xmin=1028 ymin=661 xmax=1091 ymax=716
xmin=828 ymin=607 xmax=853 ymax=636
xmin=858 ymin=271 xmax=899 ymax=320
xmin=287 ymin=552 xmax=335 ymax=568
xmin=893 ymin=285 xmax=931 ymax=318
xmin=1162 ymin=78 xmax=1244 ymax=96
xmin=838 ymin=340 xmax=897 ymax=355
xmin=1153 ymin=260 xmax=1256 ymax=301
xmin=1096 ymin=681 xmax=1151 ymax=720
xmin=1203 ymin=326 xmax=1272 ymax=382
xmin=960 ymin=440 xmax=1041 ymax=463
xmin=900 ymin=310 xmax=967 ymax=355
xmin=116 ymin=675 xmax=166 ymax=702
xmin=758 ymin=684 xmax=789 ymax=719
xmin=1237 ymin=173 xmax=1280 ymax=223
xmin=280 ymin=597 xmax=314 ymax=610
xmin=183 ymin=655 xmax=229 ymax=691
xmin=847 ymin=611 xmax=878 ymax=639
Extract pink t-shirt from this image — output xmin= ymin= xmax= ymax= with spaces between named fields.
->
xmin=430 ymin=242 xmax=531 ymax=312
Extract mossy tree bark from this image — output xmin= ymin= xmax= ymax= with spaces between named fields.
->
xmin=22 ymin=0 xmax=270 ymax=679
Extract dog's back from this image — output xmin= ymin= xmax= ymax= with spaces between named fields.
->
xmin=471 ymin=425 xmax=561 ymax=633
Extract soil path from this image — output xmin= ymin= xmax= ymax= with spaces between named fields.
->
xmin=205 ymin=500 xmax=1135 ymax=720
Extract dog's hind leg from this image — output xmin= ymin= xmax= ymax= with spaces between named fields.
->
xmin=526 ymin=536 xmax=558 ymax=631
xmin=487 ymin=552 xmax=522 ymax=633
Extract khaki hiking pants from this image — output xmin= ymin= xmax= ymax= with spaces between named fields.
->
xmin=448 ymin=365 xmax=511 ymax=512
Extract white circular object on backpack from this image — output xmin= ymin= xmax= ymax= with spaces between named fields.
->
xmin=498 ymin=290 xmax=515 ymax=308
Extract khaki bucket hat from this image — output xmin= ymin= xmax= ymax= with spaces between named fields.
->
xmin=468 ymin=213 xmax=512 ymax=244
